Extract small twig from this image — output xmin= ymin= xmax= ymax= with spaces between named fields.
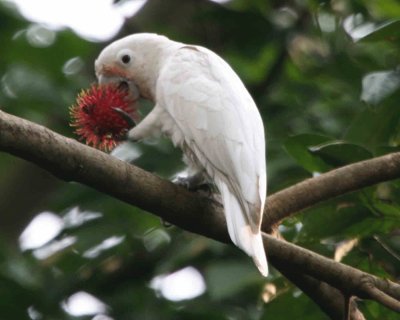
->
xmin=373 ymin=235 xmax=400 ymax=261
xmin=361 ymin=277 xmax=400 ymax=312
xmin=0 ymin=110 xmax=399 ymax=315
xmin=365 ymin=286 xmax=400 ymax=312
xmin=374 ymin=277 xmax=400 ymax=301
xmin=273 ymin=261 xmax=365 ymax=320
xmin=264 ymin=233 xmax=400 ymax=313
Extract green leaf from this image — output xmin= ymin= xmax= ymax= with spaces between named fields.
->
xmin=344 ymin=101 xmax=400 ymax=147
xmin=309 ymin=141 xmax=372 ymax=167
xmin=205 ymin=261 xmax=259 ymax=300
xmin=299 ymin=203 xmax=372 ymax=241
xmin=361 ymin=69 xmax=400 ymax=106
xmin=359 ymin=19 xmax=400 ymax=43
xmin=284 ymin=137 xmax=369 ymax=172
xmin=345 ymin=15 xmax=400 ymax=42
xmin=373 ymin=202 xmax=400 ymax=219
xmin=362 ymin=300 xmax=400 ymax=320
xmin=345 ymin=216 xmax=399 ymax=237
xmin=284 ymin=134 xmax=332 ymax=173
xmin=374 ymin=146 xmax=400 ymax=156
xmin=262 ymin=290 xmax=327 ymax=320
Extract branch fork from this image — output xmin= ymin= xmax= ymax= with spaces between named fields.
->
xmin=0 ymin=110 xmax=399 ymax=319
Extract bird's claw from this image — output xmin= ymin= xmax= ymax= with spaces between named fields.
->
xmin=112 ymin=107 xmax=136 ymax=129
xmin=174 ymin=175 xmax=214 ymax=196
xmin=174 ymin=176 xmax=193 ymax=190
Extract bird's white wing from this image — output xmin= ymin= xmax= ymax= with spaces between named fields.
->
xmin=156 ymin=46 xmax=266 ymax=229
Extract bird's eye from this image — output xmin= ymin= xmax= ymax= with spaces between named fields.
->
xmin=117 ymin=49 xmax=134 ymax=66
xmin=121 ymin=54 xmax=131 ymax=64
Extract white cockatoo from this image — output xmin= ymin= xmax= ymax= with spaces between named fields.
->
xmin=95 ymin=33 xmax=268 ymax=276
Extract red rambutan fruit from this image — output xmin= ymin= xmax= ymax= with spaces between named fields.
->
xmin=70 ymin=84 xmax=138 ymax=151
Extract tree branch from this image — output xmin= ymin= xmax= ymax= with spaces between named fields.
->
xmin=0 ymin=110 xmax=399 ymax=316
xmin=263 ymin=152 xmax=400 ymax=230
xmin=264 ymin=234 xmax=400 ymax=312
xmin=0 ymin=110 xmax=229 ymax=243
xmin=274 ymin=263 xmax=365 ymax=320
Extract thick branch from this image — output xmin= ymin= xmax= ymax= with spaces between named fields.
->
xmin=275 ymin=263 xmax=365 ymax=320
xmin=0 ymin=110 xmax=399 ymax=315
xmin=263 ymin=152 xmax=400 ymax=230
xmin=0 ymin=110 xmax=229 ymax=243
xmin=264 ymin=234 xmax=400 ymax=312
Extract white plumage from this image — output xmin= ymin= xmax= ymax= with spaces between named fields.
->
xmin=95 ymin=33 xmax=268 ymax=276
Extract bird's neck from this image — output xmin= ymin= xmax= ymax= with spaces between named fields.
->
xmin=137 ymin=40 xmax=181 ymax=102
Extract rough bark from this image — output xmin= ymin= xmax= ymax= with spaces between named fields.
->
xmin=1 ymin=110 xmax=399 ymax=317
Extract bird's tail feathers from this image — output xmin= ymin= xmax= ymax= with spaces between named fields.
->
xmin=216 ymin=179 xmax=268 ymax=277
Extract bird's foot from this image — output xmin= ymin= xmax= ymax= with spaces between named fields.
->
xmin=174 ymin=173 xmax=204 ymax=191
xmin=174 ymin=174 xmax=215 ymax=198
xmin=174 ymin=176 xmax=196 ymax=191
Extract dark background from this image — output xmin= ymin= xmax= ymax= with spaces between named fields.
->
xmin=0 ymin=0 xmax=399 ymax=319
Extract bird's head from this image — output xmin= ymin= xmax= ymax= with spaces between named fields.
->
xmin=95 ymin=33 xmax=173 ymax=102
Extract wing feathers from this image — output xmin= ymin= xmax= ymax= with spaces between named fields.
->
xmin=216 ymin=179 xmax=268 ymax=276
xmin=157 ymin=45 xmax=268 ymax=275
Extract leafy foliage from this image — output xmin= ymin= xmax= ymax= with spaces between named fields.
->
xmin=0 ymin=0 xmax=399 ymax=319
